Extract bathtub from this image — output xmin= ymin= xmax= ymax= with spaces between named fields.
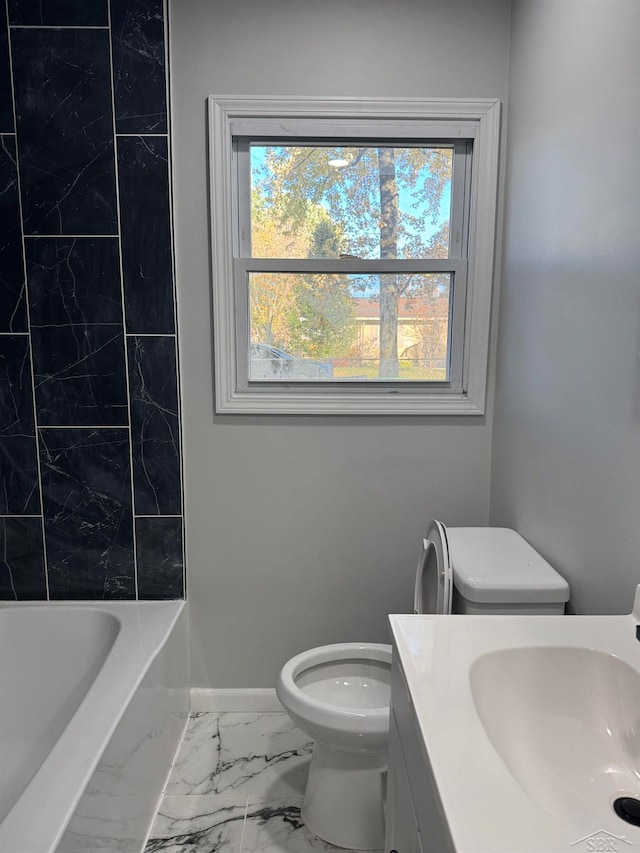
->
xmin=0 ymin=601 xmax=189 ymax=853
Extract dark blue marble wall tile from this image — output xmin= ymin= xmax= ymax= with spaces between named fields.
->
xmin=26 ymin=238 xmax=128 ymax=426
xmin=110 ymin=0 xmax=167 ymax=134
xmin=39 ymin=427 xmax=135 ymax=599
xmin=12 ymin=29 xmax=117 ymax=235
xmin=0 ymin=137 xmax=27 ymax=331
xmin=31 ymin=329 xmax=128 ymax=426
xmin=128 ymin=336 xmax=180 ymax=514
xmin=0 ymin=435 xmax=40 ymax=514
xmin=0 ymin=335 xmax=40 ymax=514
xmin=0 ymin=335 xmax=34 ymax=432
xmin=136 ymin=516 xmax=183 ymax=599
xmin=27 ymin=238 xmax=123 ymax=325
xmin=117 ymin=136 xmax=174 ymax=333
xmin=0 ymin=517 xmax=46 ymax=599
xmin=0 ymin=2 xmax=184 ymax=601
xmin=8 ymin=0 xmax=108 ymax=25
xmin=0 ymin=2 xmax=13 ymax=133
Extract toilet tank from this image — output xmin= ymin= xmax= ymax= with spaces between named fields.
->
xmin=447 ymin=527 xmax=570 ymax=615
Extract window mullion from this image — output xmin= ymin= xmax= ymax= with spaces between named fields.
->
xmin=235 ymin=258 xmax=463 ymax=274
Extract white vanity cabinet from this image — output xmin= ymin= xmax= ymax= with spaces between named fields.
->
xmin=386 ymin=710 xmax=424 ymax=853
xmin=385 ymin=649 xmax=455 ymax=853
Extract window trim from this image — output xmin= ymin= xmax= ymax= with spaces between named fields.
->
xmin=208 ymin=96 xmax=501 ymax=415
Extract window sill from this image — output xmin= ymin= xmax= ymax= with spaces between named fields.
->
xmin=215 ymin=386 xmax=485 ymax=416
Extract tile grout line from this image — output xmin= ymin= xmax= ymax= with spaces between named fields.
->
xmin=5 ymin=3 xmax=50 ymax=600
xmin=23 ymin=233 xmax=119 ymax=238
xmin=135 ymin=514 xmax=182 ymax=518
xmin=238 ymin=795 xmax=249 ymax=853
xmin=37 ymin=425 xmax=129 ymax=429
xmin=9 ymin=25 xmax=110 ymax=30
xmin=106 ymin=0 xmax=139 ymax=599
xmin=0 ymin=514 xmax=43 ymax=518
xmin=3 ymin=330 xmax=177 ymax=339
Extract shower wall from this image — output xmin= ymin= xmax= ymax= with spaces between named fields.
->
xmin=0 ymin=0 xmax=184 ymax=600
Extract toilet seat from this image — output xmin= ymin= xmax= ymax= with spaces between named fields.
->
xmin=277 ymin=643 xmax=392 ymax=746
xmin=413 ymin=519 xmax=452 ymax=614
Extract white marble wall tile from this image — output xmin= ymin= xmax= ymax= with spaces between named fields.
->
xmin=165 ymin=713 xmax=313 ymax=798
xmin=145 ymin=796 xmax=247 ymax=853
xmin=59 ymin=796 xmax=149 ymax=852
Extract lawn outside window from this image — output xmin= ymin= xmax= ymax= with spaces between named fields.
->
xmin=208 ymin=96 xmax=501 ymax=414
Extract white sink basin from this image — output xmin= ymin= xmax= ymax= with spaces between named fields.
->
xmin=470 ymin=646 xmax=640 ymax=823
xmin=389 ymin=588 xmax=640 ymax=853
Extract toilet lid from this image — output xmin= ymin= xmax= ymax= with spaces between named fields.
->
xmin=414 ymin=519 xmax=453 ymax=614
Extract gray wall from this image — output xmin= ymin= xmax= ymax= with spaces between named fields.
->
xmin=170 ymin=0 xmax=511 ymax=686
xmin=490 ymin=0 xmax=640 ymax=614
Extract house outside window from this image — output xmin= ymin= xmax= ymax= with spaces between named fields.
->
xmin=208 ymin=96 xmax=501 ymax=415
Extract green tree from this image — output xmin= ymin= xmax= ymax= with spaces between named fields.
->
xmin=250 ymin=189 xmax=356 ymax=358
xmin=249 ymin=188 xmax=310 ymax=348
xmin=288 ymin=219 xmax=356 ymax=359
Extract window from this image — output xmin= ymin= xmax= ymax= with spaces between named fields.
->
xmin=208 ymin=97 xmax=501 ymax=414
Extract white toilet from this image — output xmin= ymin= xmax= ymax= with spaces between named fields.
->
xmin=276 ymin=521 xmax=570 ymax=851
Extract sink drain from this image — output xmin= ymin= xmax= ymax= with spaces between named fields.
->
xmin=613 ymin=797 xmax=640 ymax=827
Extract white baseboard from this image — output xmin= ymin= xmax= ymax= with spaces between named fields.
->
xmin=190 ymin=688 xmax=284 ymax=713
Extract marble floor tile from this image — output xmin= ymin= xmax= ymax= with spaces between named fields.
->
xmin=145 ymin=796 xmax=247 ymax=853
xmin=241 ymin=798 xmax=350 ymax=853
xmin=165 ymin=713 xmax=313 ymax=798
xmin=146 ymin=712 xmax=351 ymax=853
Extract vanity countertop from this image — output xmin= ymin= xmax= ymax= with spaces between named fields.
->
xmin=389 ymin=604 xmax=640 ymax=853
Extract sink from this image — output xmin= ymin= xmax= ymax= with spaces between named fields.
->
xmin=389 ymin=591 xmax=640 ymax=852
xmin=470 ymin=646 xmax=640 ymax=822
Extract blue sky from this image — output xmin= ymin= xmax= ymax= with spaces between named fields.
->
xmin=251 ymin=144 xmax=452 ymax=259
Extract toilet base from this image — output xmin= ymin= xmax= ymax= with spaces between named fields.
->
xmin=302 ymin=740 xmax=387 ymax=851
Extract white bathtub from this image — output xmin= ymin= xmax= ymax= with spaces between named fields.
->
xmin=0 ymin=601 xmax=189 ymax=853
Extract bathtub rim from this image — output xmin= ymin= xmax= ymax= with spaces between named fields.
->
xmin=0 ymin=599 xmax=187 ymax=853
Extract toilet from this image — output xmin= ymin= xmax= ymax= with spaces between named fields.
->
xmin=276 ymin=521 xmax=570 ymax=851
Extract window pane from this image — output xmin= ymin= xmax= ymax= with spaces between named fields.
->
xmin=248 ymin=272 xmax=450 ymax=382
xmin=250 ymin=145 xmax=453 ymax=260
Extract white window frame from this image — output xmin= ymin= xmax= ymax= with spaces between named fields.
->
xmin=208 ymin=96 xmax=501 ymax=415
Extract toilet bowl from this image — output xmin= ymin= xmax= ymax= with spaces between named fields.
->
xmin=276 ymin=521 xmax=570 ymax=850
xmin=276 ymin=643 xmax=392 ymax=850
